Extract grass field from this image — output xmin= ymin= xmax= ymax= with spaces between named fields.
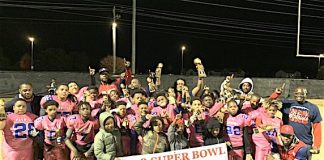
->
xmin=0 ymin=99 xmax=323 ymax=160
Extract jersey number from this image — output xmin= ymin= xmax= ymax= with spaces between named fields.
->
xmin=14 ymin=123 xmax=34 ymax=138
xmin=48 ymin=131 xmax=56 ymax=140
xmin=226 ymin=126 xmax=241 ymax=135
xmin=266 ymin=128 xmax=277 ymax=137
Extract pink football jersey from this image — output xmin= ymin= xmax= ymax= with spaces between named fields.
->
xmin=258 ymin=115 xmax=283 ymax=140
xmin=2 ymin=112 xmax=38 ymax=160
xmin=40 ymin=95 xmax=78 ymax=117
xmin=151 ymin=104 xmax=176 ymax=121
xmin=74 ymin=86 xmax=88 ymax=101
xmin=66 ymin=114 xmax=99 ymax=146
xmin=34 ymin=115 xmax=66 ymax=145
xmin=224 ymin=113 xmax=251 ymax=147
xmin=88 ymin=98 xmax=103 ymax=109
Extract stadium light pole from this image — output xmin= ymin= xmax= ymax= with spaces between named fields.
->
xmin=132 ymin=0 xmax=136 ymax=74
xmin=181 ymin=46 xmax=186 ymax=75
xmin=319 ymin=54 xmax=324 ymax=71
xmin=28 ymin=37 xmax=35 ymax=71
xmin=112 ymin=22 xmax=117 ymax=74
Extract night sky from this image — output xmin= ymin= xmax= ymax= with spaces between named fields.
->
xmin=0 ymin=0 xmax=324 ymax=78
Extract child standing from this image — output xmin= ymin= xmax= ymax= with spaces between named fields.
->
xmin=187 ymin=98 xmax=207 ymax=148
xmin=167 ymin=113 xmax=188 ymax=150
xmin=83 ymin=86 xmax=103 ymax=118
xmin=65 ymin=102 xmax=99 ymax=160
xmin=94 ymin=112 xmax=123 ymax=159
xmin=34 ymin=100 xmax=69 ymax=160
xmin=253 ymin=100 xmax=283 ymax=160
xmin=134 ymin=114 xmax=169 ymax=154
xmin=151 ymin=92 xmax=176 ymax=132
xmin=114 ymin=101 xmax=132 ymax=156
xmin=40 ymin=84 xmax=78 ymax=117
xmin=224 ymin=100 xmax=253 ymax=160
xmin=204 ymin=117 xmax=225 ymax=146
xmin=0 ymin=98 xmax=38 ymax=160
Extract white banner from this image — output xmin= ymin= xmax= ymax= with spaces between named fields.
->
xmin=119 ymin=143 xmax=228 ymax=160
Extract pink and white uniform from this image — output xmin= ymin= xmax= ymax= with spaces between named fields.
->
xmin=224 ymin=113 xmax=251 ymax=160
xmin=205 ymin=102 xmax=224 ymax=117
xmin=252 ymin=114 xmax=282 ymax=160
xmin=66 ymin=114 xmax=99 ymax=146
xmin=87 ymin=98 xmax=103 ymax=118
xmin=2 ymin=112 xmax=38 ymax=160
xmin=187 ymin=113 xmax=209 ymax=148
xmin=34 ymin=115 xmax=66 ymax=145
xmin=34 ymin=115 xmax=68 ymax=160
xmin=151 ymin=104 xmax=177 ymax=132
xmin=74 ymin=86 xmax=88 ymax=101
xmin=40 ymin=95 xmax=78 ymax=117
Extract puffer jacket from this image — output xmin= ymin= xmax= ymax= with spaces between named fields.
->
xmin=94 ymin=112 xmax=123 ymax=160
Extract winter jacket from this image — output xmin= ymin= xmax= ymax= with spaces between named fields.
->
xmin=94 ymin=112 xmax=123 ymax=160
xmin=167 ymin=124 xmax=188 ymax=150
xmin=134 ymin=116 xmax=170 ymax=154
xmin=278 ymin=137 xmax=308 ymax=160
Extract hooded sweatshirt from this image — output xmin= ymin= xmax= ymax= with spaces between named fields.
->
xmin=204 ymin=118 xmax=225 ymax=146
xmin=234 ymin=77 xmax=254 ymax=95
xmin=94 ymin=112 xmax=123 ymax=160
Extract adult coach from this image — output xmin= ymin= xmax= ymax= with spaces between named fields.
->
xmin=5 ymin=83 xmax=42 ymax=116
xmin=272 ymin=86 xmax=322 ymax=154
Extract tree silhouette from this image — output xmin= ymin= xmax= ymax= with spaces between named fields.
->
xmin=19 ymin=53 xmax=31 ymax=70
xmin=100 ymin=54 xmax=125 ymax=74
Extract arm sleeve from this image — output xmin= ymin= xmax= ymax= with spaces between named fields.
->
xmin=134 ymin=116 xmax=147 ymax=136
xmin=243 ymin=126 xmax=251 ymax=154
xmin=167 ymin=124 xmax=176 ymax=143
xmin=255 ymin=117 xmax=262 ymax=128
xmin=269 ymin=92 xmax=281 ymax=100
xmin=94 ymin=135 xmax=114 ymax=160
xmin=208 ymin=102 xmax=224 ymax=117
xmin=312 ymin=105 xmax=322 ymax=123
xmin=34 ymin=117 xmax=44 ymax=130
xmin=313 ymin=122 xmax=322 ymax=148
xmin=90 ymin=75 xmax=96 ymax=86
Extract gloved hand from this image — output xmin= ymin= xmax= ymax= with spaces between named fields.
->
xmin=29 ymin=127 xmax=39 ymax=137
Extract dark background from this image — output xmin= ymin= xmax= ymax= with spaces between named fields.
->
xmin=0 ymin=0 xmax=323 ymax=78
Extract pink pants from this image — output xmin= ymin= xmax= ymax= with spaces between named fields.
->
xmin=2 ymin=140 xmax=34 ymax=160
xmin=255 ymin=146 xmax=271 ymax=160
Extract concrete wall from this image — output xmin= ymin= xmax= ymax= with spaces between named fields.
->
xmin=0 ymin=71 xmax=323 ymax=98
